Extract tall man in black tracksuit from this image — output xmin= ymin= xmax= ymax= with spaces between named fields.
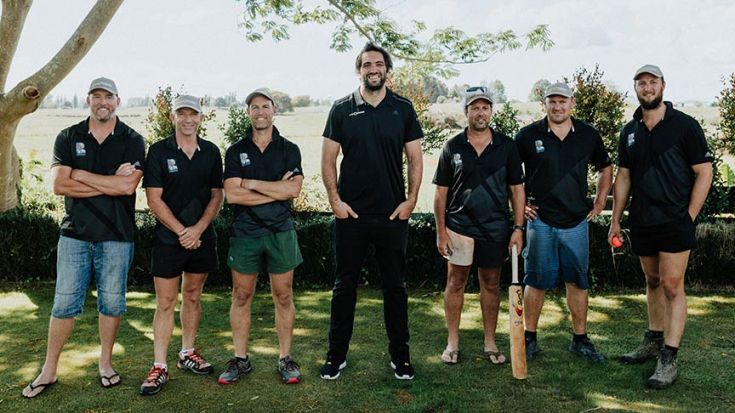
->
xmin=319 ymin=42 xmax=424 ymax=381
xmin=610 ymin=65 xmax=713 ymax=389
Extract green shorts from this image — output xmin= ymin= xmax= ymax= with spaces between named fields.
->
xmin=228 ymin=230 xmax=303 ymax=275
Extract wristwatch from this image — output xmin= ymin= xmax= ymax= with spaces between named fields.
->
xmin=512 ymin=224 xmax=525 ymax=232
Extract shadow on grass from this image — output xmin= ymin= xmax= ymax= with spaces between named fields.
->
xmin=1 ymin=282 xmax=733 ymax=412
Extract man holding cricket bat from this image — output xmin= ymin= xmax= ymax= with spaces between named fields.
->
xmin=609 ymin=65 xmax=713 ymax=389
xmin=515 ymin=82 xmax=612 ymax=364
xmin=433 ymin=86 xmax=525 ymax=365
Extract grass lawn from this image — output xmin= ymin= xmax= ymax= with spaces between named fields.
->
xmin=1 ymin=285 xmax=734 ymax=412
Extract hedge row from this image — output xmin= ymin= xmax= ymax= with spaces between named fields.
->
xmin=2 ymin=206 xmax=735 ymax=289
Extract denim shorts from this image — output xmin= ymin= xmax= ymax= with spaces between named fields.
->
xmin=51 ymin=236 xmax=134 ymax=318
xmin=522 ymin=217 xmax=589 ymax=290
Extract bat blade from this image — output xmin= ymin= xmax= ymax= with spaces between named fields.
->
xmin=509 ymin=244 xmax=527 ymax=379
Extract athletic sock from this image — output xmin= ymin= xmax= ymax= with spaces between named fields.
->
xmin=525 ymin=330 xmax=537 ymax=342
xmin=153 ymin=362 xmax=167 ymax=371
xmin=664 ymin=345 xmax=678 ymax=356
xmin=179 ymin=348 xmax=194 ymax=358
xmin=236 ymin=355 xmax=249 ymax=363
xmin=573 ymin=333 xmax=588 ymax=343
xmin=649 ymin=330 xmax=664 ymax=340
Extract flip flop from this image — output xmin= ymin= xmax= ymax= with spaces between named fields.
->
xmin=441 ymin=348 xmax=460 ymax=364
xmin=99 ymin=372 xmax=122 ymax=388
xmin=22 ymin=379 xmax=58 ymax=398
xmin=483 ymin=350 xmax=507 ymax=365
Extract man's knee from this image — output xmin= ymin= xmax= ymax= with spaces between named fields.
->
xmin=661 ymin=277 xmax=684 ymax=300
xmin=272 ymin=288 xmax=293 ymax=307
xmin=156 ymin=293 xmax=178 ymax=313
xmin=646 ymin=274 xmax=661 ymax=289
xmin=232 ymin=286 xmax=254 ymax=308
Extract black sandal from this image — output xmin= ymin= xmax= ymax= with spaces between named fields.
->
xmin=99 ymin=372 xmax=122 ymax=388
xmin=22 ymin=379 xmax=58 ymax=398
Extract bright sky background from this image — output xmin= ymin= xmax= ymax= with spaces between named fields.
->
xmin=5 ymin=0 xmax=735 ymax=104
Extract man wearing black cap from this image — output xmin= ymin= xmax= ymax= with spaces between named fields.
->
xmin=23 ymin=77 xmax=145 ymax=398
xmin=139 ymin=95 xmax=223 ymax=395
xmin=609 ymin=65 xmax=713 ymax=388
xmin=319 ymin=42 xmax=423 ymax=380
xmin=433 ymin=86 xmax=525 ymax=365
xmin=219 ymin=88 xmax=304 ymax=385
xmin=515 ymin=82 xmax=612 ymax=364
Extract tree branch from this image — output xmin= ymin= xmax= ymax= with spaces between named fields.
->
xmin=4 ymin=0 xmax=123 ymax=117
xmin=0 ymin=0 xmax=33 ymax=93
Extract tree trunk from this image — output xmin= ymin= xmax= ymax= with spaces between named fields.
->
xmin=0 ymin=0 xmax=124 ymax=213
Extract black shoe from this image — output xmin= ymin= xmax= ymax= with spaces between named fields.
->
xmin=569 ymin=338 xmax=605 ymax=363
xmin=525 ymin=339 xmax=542 ymax=360
xmin=139 ymin=366 xmax=169 ymax=396
xmin=319 ymin=356 xmax=347 ymax=380
xmin=218 ymin=357 xmax=253 ymax=384
xmin=390 ymin=357 xmax=415 ymax=380
xmin=619 ymin=331 xmax=663 ymax=364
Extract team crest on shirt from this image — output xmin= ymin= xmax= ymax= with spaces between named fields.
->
xmin=627 ymin=133 xmax=635 ymax=147
xmin=75 ymin=142 xmax=86 ymax=156
xmin=167 ymin=158 xmax=178 ymax=173
xmin=534 ymin=140 xmax=545 ymax=153
xmin=240 ymin=152 xmax=251 ymax=166
xmin=452 ymin=153 xmax=463 ymax=167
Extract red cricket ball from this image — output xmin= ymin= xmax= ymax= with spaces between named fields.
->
xmin=611 ymin=235 xmax=623 ymax=248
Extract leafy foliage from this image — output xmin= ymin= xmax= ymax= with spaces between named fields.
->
xmin=717 ymin=73 xmax=735 ymax=153
xmin=144 ymin=86 xmax=216 ymax=147
xmin=566 ymin=65 xmax=627 ymax=163
xmin=235 ymin=0 xmax=553 ymax=76
xmin=698 ymin=120 xmax=730 ymax=220
xmin=490 ymin=102 xmax=520 ymax=137
xmin=528 ymin=78 xmax=551 ymax=102
xmin=218 ymin=105 xmax=252 ymax=151
xmin=271 ymin=90 xmax=294 ymax=112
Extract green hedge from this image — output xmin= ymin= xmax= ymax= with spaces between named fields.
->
xmin=2 ymin=207 xmax=734 ymax=289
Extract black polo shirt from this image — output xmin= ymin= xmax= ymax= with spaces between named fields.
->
xmin=515 ymin=117 xmax=612 ymax=228
xmin=618 ymin=102 xmax=712 ymax=227
xmin=143 ymin=135 xmax=223 ymax=244
xmin=433 ymin=129 xmax=524 ymax=242
xmin=51 ymin=117 xmax=145 ymax=242
xmin=323 ymin=88 xmax=424 ymax=215
xmin=224 ymin=127 xmax=302 ymax=238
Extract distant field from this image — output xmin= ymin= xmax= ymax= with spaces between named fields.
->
xmin=13 ymin=102 xmax=725 ymax=213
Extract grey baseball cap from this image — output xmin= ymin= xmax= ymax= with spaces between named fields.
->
xmin=634 ymin=64 xmax=664 ymax=80
xmin=544 ymin=82 xmax=573 ymax=98
xmin=88 ymin=77 xmax=118 ymax=95
xmin=246 ymin=88 xmax=275 ymax=105
xmin=172 ymin=95 xmax=202 ymax=113
xmin=463 ymin=86 xmax=494 ymax=109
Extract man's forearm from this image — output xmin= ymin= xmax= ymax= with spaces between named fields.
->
xmin=54 ymin=177 xmax=104 ymax=198
xmin=195 ymin=189 xmax=224 ymax=230
xmin=611 ymin=176 xmax=630 ymax=224
xmin=247 ymin=178 xmax=302 ymax=201
xmin=594 ymin=166 xmax=613 ymax=207
xmin=73 ymin=169 xmax=141 ymax=196
xmin=148 ymin=197 xmax=186 ymax=234
xmin=509 ymin=184 xmax=526 ymax=226
xmin=689 ymin=166 xmax=713 ymax=218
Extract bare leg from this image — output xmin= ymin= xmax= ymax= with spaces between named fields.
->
xmin=523 ymin=286 xmax=546 ymax=332
xmin=180 ymin=272 xmax=207 ymax=350
xmin=270 ymin=270 xmax=295 ymax=358
xmin=230 ymin=271 xmax=257 ymax=358
xmin=478 ymin=267 xmax=502 ymax=352
xmin=98 ymin=314 xmax=121 ymax=382
xmin=22 ymin=317 xmax=74 ymax=397
xmin=639 ymin=256 xmax=665 ymax=331
xmin=565 ymin=283 xmax=589 ymax=335
xmin=152 ymin=276 xmax=180 ymax=365
xmin=658 ymin=251 xmax=690 ymax=347
xmin=444 ymin=263 xmax=471 ymax=351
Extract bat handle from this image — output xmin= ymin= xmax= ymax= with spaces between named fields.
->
xmin=511 ymin=244 xmax=519 ymax=284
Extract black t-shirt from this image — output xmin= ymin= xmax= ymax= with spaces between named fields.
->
xmin=223 ymin=127 xmax=302 ymax=238
xmin=433 ymin=129 xmax=524 ymax=242
xmin=515 ymin=117 xmax=612 ymax=228
xmin=143 ymin=136 xmax=223 ymax=245
xmin=51 ymin=117 xmax=145 ymax=242
xmin=323 ymin=88 xmax=424 ymax=215
xmin=618 ymin=102 xmax=713 ymax=227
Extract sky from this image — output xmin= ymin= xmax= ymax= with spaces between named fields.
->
xmin=4 ymin=0 xmax=735 ymax=104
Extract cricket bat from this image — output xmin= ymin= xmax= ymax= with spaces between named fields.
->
xmin=509 ymin=244 xmax=527 ymax=379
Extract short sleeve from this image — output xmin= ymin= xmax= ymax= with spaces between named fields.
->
xmin=142 ymin=143 xmax=163 ymax=188
xmin=123 ymin=133 xmax=146 ymax=173
xmin=514 ymin=131 xmax=529 ymax=163
xmin=506 ymin=141 xmax=524 ymax=185
xmin=617 ymin=127 xmax=630 ymax=168
xmin=209 ymin=146 xmax=224 ymax=189
xmin=284 ymin=143 xmax=303 ymax=177
xmin=683 ymin=119 xmax=713 ymax=165
xmin=51 ymin=130 xmax=72 ymax=168
xmin=322 ymin=103 xmax=342 ymax=143
xmin=590 ymin=131 xmax=613 ymax=171
xmin=403 ymin=104 xmax=424 ymax=143
xmin=432 ymin=144 xmax=453 ymax=187
xmin=223 ymin=144 xmax=242 ymax=180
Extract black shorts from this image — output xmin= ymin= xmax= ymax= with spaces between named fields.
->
xmin=474 ymin=239 xmax=509 ymax=268
xmin=630 ymin=215 xmax=697 ymax=257
xmin=151 ymin=237 xmax=219 ymax=278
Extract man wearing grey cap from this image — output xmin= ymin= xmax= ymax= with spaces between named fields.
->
xmin=433 ymin=86 xmax=525 ymax=365
xmin=219 ymin=88 xmax=304 ymax=385
xmin=23 ymin=77 xmax=145 ymax=398
xmin=515 ymin=82 xmax=612 ymax=364
xmin=139 ymin=95 xmax=223 ymax=395
xmin=609 ymin=65 xmax=713 ymax=388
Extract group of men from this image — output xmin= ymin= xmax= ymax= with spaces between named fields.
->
xmin=21 ymin=41 xmax=711 ymax=399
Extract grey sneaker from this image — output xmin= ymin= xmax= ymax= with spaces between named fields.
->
xmin=525 ymin=339 xmax=542 ymax=360
xmin=278 ymin=356 xmax=301 ymax=384
xmin=217 ymin=357 xmax=253 ymax=385
xmin=619 ymin=331 xmax=663 ymax=364
xmin=647 ymin=348 xmax=678 ymax=389
xmin=569 ymin=338 xmax=605 ymax=363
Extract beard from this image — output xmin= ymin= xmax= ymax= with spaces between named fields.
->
xmin=362 ymin=74 xmax=386 ymax=91
xmin=638 ymin=93 xmax=663 ymax=110
xmin=92 ymin=106 xmax=115 ymax=122
xmin=469 ymin=119 xmax=489 ymax=132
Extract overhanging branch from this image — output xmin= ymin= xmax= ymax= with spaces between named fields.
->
xmin=0 ymin=0 xmax=33 ymax=93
